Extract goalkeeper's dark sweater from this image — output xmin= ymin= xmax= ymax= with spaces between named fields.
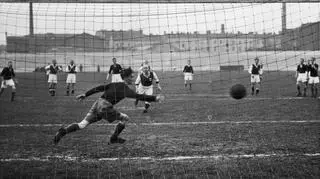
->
xmin=85 ymin=82 xmax=156 ymax=105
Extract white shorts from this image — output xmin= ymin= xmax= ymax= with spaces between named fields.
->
xmin=308 ymin=76 xmax=319 ymax=84
xmin=111 ymin=74 xmax=123 ymax=83
xmin=184 ymin=73 xmax=193 ymax=81
xmin=48 ymin=74 xmax=58 ymax=83
xmin=296 ymin=73 xmax=307 ymax=84
xmin=250 ymin=74 xmax=261 ymax=83
xmin=66 ymin=74 xmax=76 ymax=84
xmin=1 ymin=79 xmax=16 ymax=89
xmin=137 ymin=85 xmax=153 ymax=95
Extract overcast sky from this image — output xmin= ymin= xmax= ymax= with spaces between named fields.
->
xmin=0 ymin=3 xmax=319 ymax=45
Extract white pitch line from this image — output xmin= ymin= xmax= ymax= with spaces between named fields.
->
xmin=0 ymin=120 xmax=319 ymax=128
xmin=16 ymin=95 xmax=316 ymax=102
xmin=1 ymin=153 xmax=319 ymax=162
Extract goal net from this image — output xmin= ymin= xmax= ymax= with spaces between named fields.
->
xmin=1 ymin=2 xmax=320 ymax=95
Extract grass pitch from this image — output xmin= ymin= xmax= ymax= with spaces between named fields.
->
xmin=0 ymin=71 xmax=319 ymax=178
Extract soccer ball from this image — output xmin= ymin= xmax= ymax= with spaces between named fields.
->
xmin=230 ymin=84 xmax=247 ymax=100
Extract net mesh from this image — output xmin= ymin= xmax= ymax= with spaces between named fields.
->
xmin=0 ymin=2 xmax=320 ymax=178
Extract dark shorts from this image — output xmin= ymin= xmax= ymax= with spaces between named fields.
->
xmin=84 ymin=98 xmax=127 ymax=124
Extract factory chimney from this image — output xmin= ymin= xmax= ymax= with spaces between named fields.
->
xmin=281 ymin=2 xmax=286 ymax=34
xmin=29 ymin=2 xmax=34 ymax=36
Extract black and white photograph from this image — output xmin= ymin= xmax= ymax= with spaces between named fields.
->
xmin=0 ymin=0 xmax=319 ymax=178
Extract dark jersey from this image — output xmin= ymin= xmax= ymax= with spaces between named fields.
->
xmin=136 ymin=72 xmax=159 ymax=87
xmin=109 ymin=64 xmax=122 ymax=74
xmin=308 ymin=64 xmax=318 ymax=77
xmin=183 ymin=65 xmax=194 ymax=73
xmin=250 ymin=64 xmax=262 ymax=75
xmin=140 ymin=72 xmax=155 ymax=86
xmin=297 ymin=64 xmax=308 ymax=73
xmin=0 ymin=67 xmax=15 ymax=80
xmin=85 ymin=82 xmax=156 ymax=105
xmin=49 ymin=64 xmax=60 ymax=74
xmin=67 ymin=65 xmax=77 ymax=74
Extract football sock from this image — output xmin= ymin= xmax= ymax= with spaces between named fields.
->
xmin=0 ymin=88 xmax=4 ymax=96
xmin=11 ymin=92 xmax=15 ymax=101
xmin=256 ymin=89 xmax=259 ymax=95
xmin=251 ymin=86 xmax=254 ymax=94
xmin=71 ymin=90 xmax=74 ymax=94
xmin=184 ymin=83 xmax=187 ymax=88
xmin=189 ymin=83 xmax=192 ymax=90
xmin=145 ymin=103 xmax=150 ymax=110
xmin=311 ymin=87 xmax=314 ymax=97
xmin=315 ymin=88 xmax=318 ymax=97
xmin=66 ymin=123 xmax=80 ymax=133
xmin=303 ymin=88 xmax=307 ymax=96
xmin=297 ymin=86 xmax=301 ymax=94
xmin=112 ymin=123 xmax=125 ymax=138
xmin=66 ymin=86 xmax=70 ymax=95
xmin=134 ymin=99 xmax=139 ymax=106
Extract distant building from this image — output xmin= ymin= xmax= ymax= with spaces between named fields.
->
xmin=6 ymin=25 xmax=285 ymax=53
xmin=6 ymin=32 xmax=106 ymax=53
xmin=282 ymin=21 xmax=320 ymax=50
xmin=95 ymin=29 xmax=281 ymax=53
xmin=65 ymin=33 xmax=105 ymax=52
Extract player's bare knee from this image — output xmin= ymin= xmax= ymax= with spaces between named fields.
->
xmin=78 ymin=119 xmax=90 ymax=129
xmin=120 ymin=113 xmax=129 ymax=122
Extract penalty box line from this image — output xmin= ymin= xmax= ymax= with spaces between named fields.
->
xmin=0 ymin=120 xmax=319 ymax=127
xmin=1 ymin=153 xmax=320 ymax=162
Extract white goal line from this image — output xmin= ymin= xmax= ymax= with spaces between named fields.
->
xmin=0 ymin=120 xmax=319 ymax=128
xmin=1 ymin=153 xmax=319 ymax=162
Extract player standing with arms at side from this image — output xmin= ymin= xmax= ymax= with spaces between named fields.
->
xmin=53 ymin=67 xmax=164 ymax=145
xmin=307 ymin=57 xmax=319 ymax=98
xmin=0 ymin=61 xmax=17 ymax=101
xmin=106 ymin=58 xmax=123 ymax=83
xmin=296 ymin=58 xmax=308 ymax=97
xmin=183 ymin=60 xmax=194 ymax=90
xmin=248 ymin=57 xmax=263 ymax=96
xmin=65 ymin=60 xmax=77 ymax=96
xmin=135 ymin=65 xmax=162 ymax=113
xmin=45 ymin=60 xmax=62 ymax=96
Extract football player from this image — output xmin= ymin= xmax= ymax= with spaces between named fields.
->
xmin=296 ymin=58 xmax=308 ymax=97
xmin=183 ymin=60 xmax=194 ymax=90
xmin=53 ymin=67 xmax=164 ymax=145
xmin=307 ymin=57 xmax=319 ymax=98
xmin=135 ymin=65 xmax=161 ymax=113
xmin=0 ymin=61 xmax=17 ymax=101
xmin=106 ymin=58 xmax=123 ymax=83
xmin=45 ymin=60 xmax=62 ymax=96
xmin=65 ymin=60 xmax=77 ymax=96
xmin=248 ymin=57 xmax=263 ymax=95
